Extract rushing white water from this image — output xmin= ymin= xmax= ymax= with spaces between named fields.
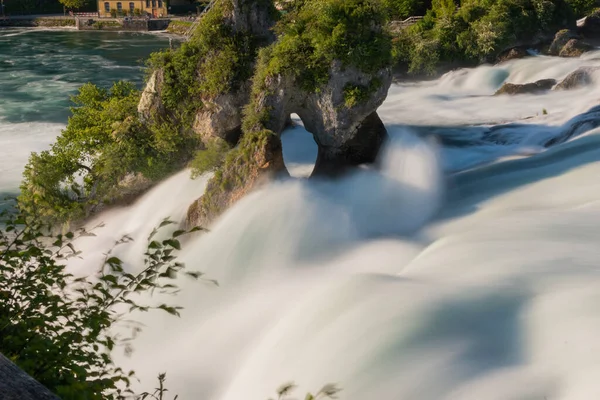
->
xmin=4 ymin=37 xmax=600 ymax=399
xmin=55 ymin=53 xmax=600 ymax=400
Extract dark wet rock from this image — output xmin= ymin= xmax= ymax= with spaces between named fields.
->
xmin=554 ymin=66 xmax=600 ymax=90
xmin=548 ymin=29 xmax=580 ymax=55
xmin=496 ymin=47 xmax=529 ymax=63
xmin=495 ymin=79 xmax=557 ymax=95
xmin=577 ymin=10 xmax=600 ymax=38
xmin=548 ymin=29 xmax=594 ymax=57
xmin=559 ymin=38 xmax=594 ymax=57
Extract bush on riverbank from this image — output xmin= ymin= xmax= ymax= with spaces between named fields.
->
xmin=393 ymin=0 xmax=575 ymax=76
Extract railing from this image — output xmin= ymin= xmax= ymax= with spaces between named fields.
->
xmin=389 ymin=16 xmax=423 ymax=31
xmin=73 ymin=12 xmax=99 ymax=17
xmin=184 ymin=0 xmax=216 ymax=40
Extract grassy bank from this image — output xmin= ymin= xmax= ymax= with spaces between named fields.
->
xmin=166 ymin=20 xmax=193 ymax=35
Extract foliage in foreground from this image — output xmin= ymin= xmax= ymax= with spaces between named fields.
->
xmin=270 ymin=382 xmax=342 ymax=400
xmin=0 ymin=209 xmax=207 ymax=399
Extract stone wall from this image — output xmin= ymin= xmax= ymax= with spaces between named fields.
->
xmin=75 ymin=17 xmax=170 ymax=31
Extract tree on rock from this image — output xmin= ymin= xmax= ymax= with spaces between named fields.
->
xmin=187 ymin=0 xmax=394 ymax=228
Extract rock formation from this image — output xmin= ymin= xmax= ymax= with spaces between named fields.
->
xmin=496 ymin=47 xmax=529 ymax=63
xmin=577 ymin=10 xmax=600 ymax=38
xmin=249 ymin=62 xmax=392 ymax=175
xmin=138 ymin=0 xmax=278 ymax=146
xmin=495 ymin=79 xmax=557 ymax=95
xmin=554 ymin=66 xmax=600 ymax=90
xmin=186 ymin=0 xmax=394 ymax=227
xmin=548 ymin=29 xmax=593 ymax=57
xmin=558 ymin=38 xmax=594 ymax=57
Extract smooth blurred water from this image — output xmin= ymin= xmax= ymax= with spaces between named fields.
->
xmin=4 ymin=29 xmax=600 ymax=400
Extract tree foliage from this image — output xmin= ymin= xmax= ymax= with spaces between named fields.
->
xmin=0 ymin=208 xmax=208 ymax=399
xmin=59 ymin=0 xmax=89 ymax=9
xmin=268 ymin=382 xmax=342 ymax=400
xmin=392 ymin=0 xmax=575 ymax=76
xmin=266 ymin=0 xmax=392 ymax=92
xmin=18 ymin=82 xmax=195 ymax=225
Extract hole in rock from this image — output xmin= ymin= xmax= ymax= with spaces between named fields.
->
xmin=280 ymin=113 xmax=318 ymax=178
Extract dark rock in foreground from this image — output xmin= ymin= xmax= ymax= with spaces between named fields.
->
xmin=0 ymin=353 xmax=58 ymax=400
xmin=495 ymin=79 xmax=557 ymax=95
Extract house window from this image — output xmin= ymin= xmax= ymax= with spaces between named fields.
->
xmin=152 ymin=0 xmax=156 ymax=7
xmin=158 ymin=0 xmax=162 ymax=7
xmin=117 ymin=2 xmax=122 ymax=11
xmin=129 ymin=2 xmax=135 ymax=11
xmin=146 ymin=0 xmax=150 ymax=7
xmin=104 ymin=2 xmax=110 ymax=11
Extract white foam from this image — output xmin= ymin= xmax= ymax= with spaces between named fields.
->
xmin=5 ymin=46 xmax=600 ymax=400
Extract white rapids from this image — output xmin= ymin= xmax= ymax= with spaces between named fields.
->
xmin=5 ymin=48 xmax=600 ymax=400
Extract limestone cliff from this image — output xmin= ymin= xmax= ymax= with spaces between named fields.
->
xmin=138 ymin=0 xmax=278 ymax=145
xmin=187 ymin=0 xmax=394 ymax=227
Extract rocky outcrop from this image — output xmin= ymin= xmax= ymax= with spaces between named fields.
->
xmin=138 ymin=0 xmax=277 ymax=145
xmin=250 ymin=62 xmax=392 ymax=175
xmin=548 ymin=29 xmax=594 ymax=57
xmin=187 ymin=63 xmax=393 ymax=227
xmin=559 ymin=38 xmax=594 ymax=57
xmin=138 ymin=69 xmax=165 ymax=121
xmin=548 ymin=30 xmax=579 ymax=55
xmin=554 ymin=66 xmax=600 ymax=90
xmin=577 ymin=10 xmax=600 ymax=38
xmin=496 ymin=47 xmax=529 ymax=63
xmin=193 ymin=87 xmax=249 ymax=145
xmin=495 ymin=79 xmax=557 ymax=95
xmin=185 ymin=0 xmax=394 ymax=227
xmin=187 ymin=130 xmax=286 ymax=227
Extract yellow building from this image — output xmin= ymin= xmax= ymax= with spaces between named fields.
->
xmin=98 ymin=0 xmax=167 ymax=18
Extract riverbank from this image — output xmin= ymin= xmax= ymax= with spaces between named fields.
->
xmin=0 ymin=16 xmax=191 ymax=35
xmin=0 ymin=17 xmax=76 ymax=28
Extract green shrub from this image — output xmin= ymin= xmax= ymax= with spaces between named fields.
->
xmin=0 ymin=211 xmax=207 ymax=399
xmin=146 ymin=0 xmax=276 ymax=115
xmin=18 ymin=82 xmax=196 ymax=225
xmin=392 ymin=0 xmax=576 ymax=75
xmin=265 ymin=0 xmax=392 ymax=92
xmin=565 ymin=0 xmax=597 ymax=17
xmin=382 ymin=0 xmax=427 ymax=19
xmin=343 ymin=78 xmax=382 ymax=108
xmin=190 ymin=139 xmax=231 ymax=178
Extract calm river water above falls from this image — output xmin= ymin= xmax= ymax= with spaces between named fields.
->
xmin=0 ymin=28 xmax=170 ymax=194
xmin=4 ymin=28 xmax=600 ymax=400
